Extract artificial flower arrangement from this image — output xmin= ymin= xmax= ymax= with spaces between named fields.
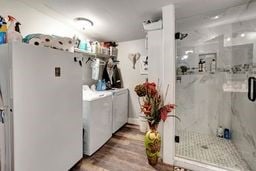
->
xmin=134 ymin=80 xmax=179 ymax=166
xmin=134 ymin=80 xmax=178 ymax=127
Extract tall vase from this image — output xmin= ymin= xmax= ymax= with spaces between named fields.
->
xmin=144 ymin=123 xmax=161 ymax=166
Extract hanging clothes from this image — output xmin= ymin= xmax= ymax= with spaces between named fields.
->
xmin=102 ymin=58 xmax=122 ymax=89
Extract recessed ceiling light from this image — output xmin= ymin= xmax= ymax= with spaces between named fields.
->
xmin=240 ymin=33 xmax=246 ymax=37
xmin=185 ymin=50 xmax=194 ymax=55
xmin=211 ymin=15 xmax=220 ymax=20
xmin=181 ymin=55 xmax=188 ymax=60
xmin=74 ymin=17 xmax=94 ymax=30
xmin=226 ymin=37 xmax=231 ymax=41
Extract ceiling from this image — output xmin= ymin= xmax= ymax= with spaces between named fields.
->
xmin=20 ymin=0 xmax=251 ymax=42
xmin=176 ymin=0 xmax=256 ymax=48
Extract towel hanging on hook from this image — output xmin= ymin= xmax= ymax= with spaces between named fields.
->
xmin=91 ymin=58 xmax=102 ymax=80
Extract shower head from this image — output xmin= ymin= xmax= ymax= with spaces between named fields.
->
xmin=175 ymin=32 xmax=188 ymax=40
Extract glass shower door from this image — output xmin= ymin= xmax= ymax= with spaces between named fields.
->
xmin=175 ymin=1 xmax=256 ymax=170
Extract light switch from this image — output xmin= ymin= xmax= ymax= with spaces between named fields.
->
xmin=55 ymin=67 xmax=61 ymax=77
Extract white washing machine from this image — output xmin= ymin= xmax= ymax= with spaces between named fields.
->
xmin=82 ymin=86 xmax=113 ymax=156
xmin=110 ymin=88 xmax=129 ymax=133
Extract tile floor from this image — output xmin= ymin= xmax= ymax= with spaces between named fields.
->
xmin=175 ymin=131 xmax=250 ymax=171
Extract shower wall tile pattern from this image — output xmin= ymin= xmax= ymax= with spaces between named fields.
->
xmin=175 ymin=73 xmax=232 ymax=136
xmin=231 ymin=93 xmax=256 ymax=171
xmin=176 ymin=131 xmax=250 ymax=171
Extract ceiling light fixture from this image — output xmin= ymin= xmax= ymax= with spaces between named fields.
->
xmin=212 ymin=15 xmax=220 ymax=20
xmin=181 ymin=55 xmax=188 ymax=60
xmin=74 ymin=17 xmax=94 ymax=30
xmin=210 ymin=15 xmax=223 ymax=20
xmin=240 ymin=33 xmax=246 ymax=37
xmin=226 ymin=37 xmax=231 ymax=42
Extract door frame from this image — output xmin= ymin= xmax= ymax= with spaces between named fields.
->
xmin=0 ymin=113 xmax=5 ymax=171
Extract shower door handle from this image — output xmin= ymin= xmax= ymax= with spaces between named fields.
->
xmin=248 ymin=77 xmax=256 ymax=102
xmin=0 ymin=110 xmax=4 ymax=123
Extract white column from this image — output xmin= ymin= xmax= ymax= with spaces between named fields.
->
xmin=147 ymin=30 xmax=163 ymax=82
xmin=162 ymin=4 xmax=176 ymax=165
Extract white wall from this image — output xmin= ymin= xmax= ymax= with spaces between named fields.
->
xmin=162 ymin=4 xmax=176 ymax=165
xmin=118 ymin=39 xmax=147 ymax=119
xmin=1 ymin=0 xmax=95 ymax=85
xmin=1 ymin=0 xmax=86 ymax=39
xmin=148 ymin=30 xmax=163 ymax=83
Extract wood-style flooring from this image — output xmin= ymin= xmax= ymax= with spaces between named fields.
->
xmin=71 ymin=124 xmax=189 ymax=171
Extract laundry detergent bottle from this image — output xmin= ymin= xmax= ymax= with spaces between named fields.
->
xmin=0 ymin=16 xmax=7 ymax=44
xmin=96 ymin=80 xmax=102 ymax=91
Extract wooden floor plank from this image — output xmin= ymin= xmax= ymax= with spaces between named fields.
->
xmin=71 ymin=124 xmax=189 ymax=171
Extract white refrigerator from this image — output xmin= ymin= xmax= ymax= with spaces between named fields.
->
xmin=0 ymin=43 xmax=83 ymax=171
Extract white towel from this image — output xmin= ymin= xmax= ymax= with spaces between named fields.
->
xmin=91 ymin=58 xmax=100 ymax=80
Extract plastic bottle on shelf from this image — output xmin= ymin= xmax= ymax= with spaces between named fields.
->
xmin=202 ymin=60 xmax=206 ymax=72
xmin=96 ymin=80 xmax=102 ymax=91
xmin=0 ymin=16 xmax=7 ymax=44
xmin=210 ymin=59 xmax=216 ymax=73
xmin=198 ymin=59 xmax=203 ymax=72
xmin=217 ymin=126 xmax=224 ymax=138
xmin=96 ymin=42 xmax=101 ymax=54
xmin=224 ymin=128 xmax=231 ymax=139
xmin=86 ymin=40 xmax=92 ymax=53
xmin=7 ymin=15 xmax=23 ymax=43
xmin=101 ymin=80 xmax=106 ymax=90
xmin=91 ymin=41 xmax=96 ymax=53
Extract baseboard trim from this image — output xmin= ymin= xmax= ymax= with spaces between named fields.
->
xmin=174 ymin=157 xmax=231 ymax=171
xmin=128 ymin=117 xmax=139 ymax=125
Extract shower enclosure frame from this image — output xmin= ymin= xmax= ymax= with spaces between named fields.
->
xmin=170 ymin=2 xmax=256 ymax=171
xmin=161 ymin=4 xmax=246 ymax=171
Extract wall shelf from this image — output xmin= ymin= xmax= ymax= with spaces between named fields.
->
xmin=177 ymin=72 xmax=216 ymax=76
xmin=223 ymin=88 xmax=248 ymax=93
xmin=74 ymin=48 xmax=117 ymax=59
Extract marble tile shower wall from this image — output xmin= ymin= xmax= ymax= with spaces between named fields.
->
xmin=175 ymin=43 xmax=256 ymax=170
xmin=175 ymin=72 xmax=256 ymax=170
xmin=231 ymin=93 xmax=256 ymax=171
xmin=175 ymin=72 xmax=232 ymax=136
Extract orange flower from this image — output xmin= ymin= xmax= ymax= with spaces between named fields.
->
xmin=141 ymin=103 xmax=152 ymax=115
xmin=144 ymin=82 xmax=157 ymax=96
xmin=160 ymin=104 xmax=175 ymax=121
xmin=134 ymin=80 xmax=177 ymax=125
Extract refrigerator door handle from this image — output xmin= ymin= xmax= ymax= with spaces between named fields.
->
xmin=248 ymin=77 xmax=256 ymax=102
xmin=0 ymin=110 xmax=4 ymax=123
xmin=254 ymin=77 xmax=256 ymax=101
